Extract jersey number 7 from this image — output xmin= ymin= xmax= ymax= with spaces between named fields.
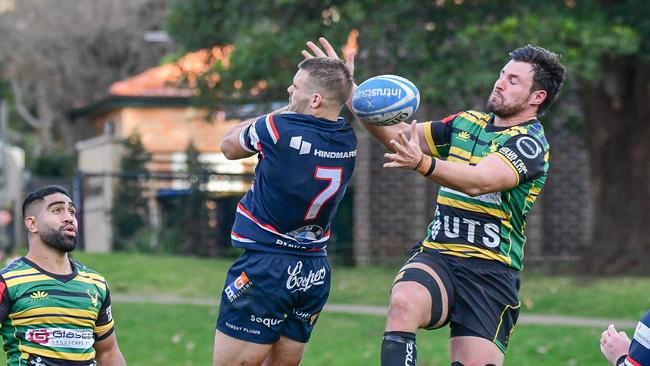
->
xmin=304 ymin=167 xmax=343 ymax=220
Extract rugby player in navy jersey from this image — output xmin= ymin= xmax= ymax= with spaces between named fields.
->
xmin=601 ymin=310 xmax=650 ymax=366
xmin=304 ymin=38 xmax=566 ymax=366
xmin=213 ymin=56 xmax=355 ymax=366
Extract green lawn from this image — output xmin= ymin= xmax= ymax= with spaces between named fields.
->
xmin=0 ymin=252 xmax=645 ymax=365
xmin=72 ymin=252 xmax=650 ymax=319
xmin=0 ymin=304 xmax=628 ymax=365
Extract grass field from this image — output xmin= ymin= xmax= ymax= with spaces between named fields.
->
xmin=1 ymin=252 xmax=648 ymax=365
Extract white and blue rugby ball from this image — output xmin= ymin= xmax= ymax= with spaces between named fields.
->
xmin=351 ymin=75 xmax=420 ymax=126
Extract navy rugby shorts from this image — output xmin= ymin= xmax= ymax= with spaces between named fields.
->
xmin=216 ymin=250 xmax=331 ymax=344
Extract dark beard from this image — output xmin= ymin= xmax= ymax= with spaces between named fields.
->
xmin=486 ymin=93 xmax=528 ymax=118
xmin=41 ymin=227 xmax=77 ymax=252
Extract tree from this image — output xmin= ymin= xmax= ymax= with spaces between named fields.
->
xmin=159 ymin=142 xmax=219 ymax=256
xmin=167 ymin=0 xmax=649 ymax=273
xmin=182 ymin=142 xmax=219 ymax=256
xmin=111 ymin=134 xmax=151 ymax=251
xmin=0 ymin=0 xmax=173 ymax=155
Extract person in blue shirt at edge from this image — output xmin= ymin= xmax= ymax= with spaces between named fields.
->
xmin=601 ymin=309 xmax=650 ymax=366
xmin=213 ymin=54 xmax=356 ymax=365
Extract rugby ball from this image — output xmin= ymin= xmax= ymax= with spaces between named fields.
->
xmin=351 ymin=75 xmax=420 ymax=126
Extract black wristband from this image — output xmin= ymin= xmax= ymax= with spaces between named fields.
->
xmin=413 ymin=155 xmax=424 ymax=171
xmin=615 ymin=355 xmax=627 ymax=366
xmin=423 ymin=157 xmax=436 ymax=176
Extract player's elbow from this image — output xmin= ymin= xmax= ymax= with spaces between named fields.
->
xmin=460 ymin=177 xmax=494 ymax=197
xmin=462 ymin=186 xmax=486 ymax=197
xmin=220 ymin=140 xmax=239 ymax=160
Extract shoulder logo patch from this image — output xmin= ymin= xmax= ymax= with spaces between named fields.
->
xmin=516 ymin=136 xmax=541 ymax=159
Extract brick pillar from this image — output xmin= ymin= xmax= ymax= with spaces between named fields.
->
xmin=353 ymin=126 xmax=438 ymax=265
xmin=541 ymin=122 xmax=592 ymax=260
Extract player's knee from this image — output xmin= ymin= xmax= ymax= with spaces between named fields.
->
xmin=391 ymin=268 xmax=447 ymax=329
xmin=388 ymin=286 xmax=424 ymax=321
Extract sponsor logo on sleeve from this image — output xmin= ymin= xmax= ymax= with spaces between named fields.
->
xmin=515 ymin=136 xmax=541 ymax=159
xmin=633 ymin=320 xmax=650 ymax=349
xmin=105 ymin=305 xmax=113 ymax=322
xmin=497 ymin=146 xmax=528 ymax=175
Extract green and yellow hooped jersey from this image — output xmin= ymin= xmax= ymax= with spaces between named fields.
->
xmin=422 ymin=111 xmax=550 ymax=271
xmin=0 ymin=257 xmax=114 ymax=365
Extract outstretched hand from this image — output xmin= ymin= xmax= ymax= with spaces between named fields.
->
xmin=301 ymin=37 xmax=355 ymax=76
xmin=383 ymin=121 xmax=423 ymax=170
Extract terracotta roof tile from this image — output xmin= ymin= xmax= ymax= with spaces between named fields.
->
xmin=109 ymin=45 xmax=234 ymax=97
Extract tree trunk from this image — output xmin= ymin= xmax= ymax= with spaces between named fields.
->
xmin=579 ymin=55 xmax=650 ymax=274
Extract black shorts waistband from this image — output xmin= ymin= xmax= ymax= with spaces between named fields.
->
xmin=420 ymin=246 xmax=518 ymax=273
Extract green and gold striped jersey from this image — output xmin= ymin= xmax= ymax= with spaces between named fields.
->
xmin=422 ymin=110 xmax=549 ymax=271
xmin=0 ymin=257 xmax=114 ymax=366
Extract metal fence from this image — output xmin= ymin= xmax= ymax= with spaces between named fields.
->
xmin=71 ymin=170 xmax=355 ymax=263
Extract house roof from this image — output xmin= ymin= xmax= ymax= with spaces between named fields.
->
xmin=109 ymin=45 xmax=233 ymax=97
xmin=71 ymin=45 xmax=233 ymax=120
xmin=71 ymin=28 xmax=359 ymax=120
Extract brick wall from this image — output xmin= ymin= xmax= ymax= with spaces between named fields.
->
xmin=353 ymin=126 xmax=438 ymax=265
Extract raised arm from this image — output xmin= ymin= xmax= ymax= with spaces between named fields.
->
xmin=301 ymin=37 xmax=432 ymax=154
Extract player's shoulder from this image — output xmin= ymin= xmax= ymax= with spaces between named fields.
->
xmin=507 ymin=120 xmax=549 ymax=149
xmin=72 ymin=259 xmax=108 ymax=284
xmin=252 ymin=112 xmax=310 ymax=141
xmin=640 ymin=309 xmax=650 ymax=324
xmin=0 ymin=257 xmax=29 ymax=278
xmin=273 ymin=112 xmax=353 ymax=138
xmin=457 ymin=110 xmax=491 ymax=123
xmin=269 ymin=112 xmax=308 ymax=128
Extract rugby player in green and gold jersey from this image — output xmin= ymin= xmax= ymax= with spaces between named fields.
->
xmin=0 ymin=186 xmax=126 ymax=365
xmin=303 ymin=39 xmax=566 ymax=366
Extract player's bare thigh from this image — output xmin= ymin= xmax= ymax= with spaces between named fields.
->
xmin=261 ymin=336 xmax=306 ymax=366
xmin=213 ymin=330 xmax=273 ymax=366
xmin=450 ymin=336 xmax=504 ymax=366
xmin=386 ymin=261 xmax=450 ymax=331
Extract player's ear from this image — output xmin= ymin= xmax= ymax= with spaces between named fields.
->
xmin=530 ymin=89 xmax=546 ymax=106
xmin=25 ymin=216 xmax=38 ymax=233
xmin=310 ymin=93 xmax=323 ymax=108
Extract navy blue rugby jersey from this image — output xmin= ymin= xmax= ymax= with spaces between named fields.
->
xmin=231 ymin=112 xmax=357 ymax=256
xmin=624 ymin=309 xmax=650 ymax=366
